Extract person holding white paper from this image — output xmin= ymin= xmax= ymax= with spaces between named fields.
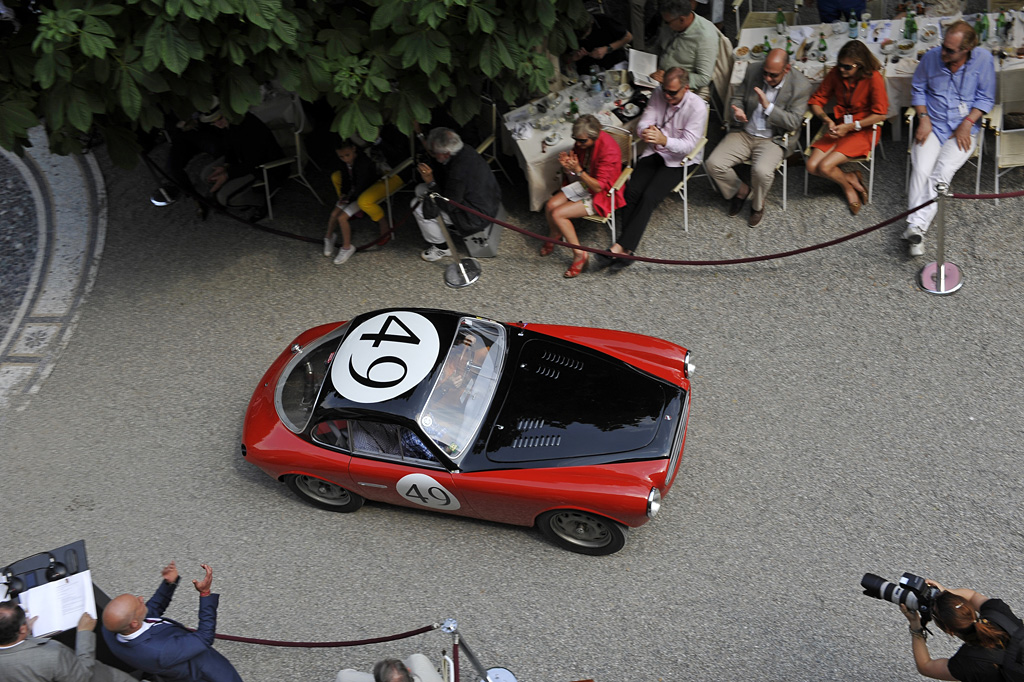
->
xmin=0 ymin=602 xmax=135 ymax=682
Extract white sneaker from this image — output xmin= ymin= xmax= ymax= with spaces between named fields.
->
xmin=323 ymin=237 xmax=334 ymax=257
xmin=333 ymin=245 xmax=356 ymax=265
xmin=420 ymin=245 xmax=452 ymax=262
xmin=903 ymin=226 xmax=925 ymax=257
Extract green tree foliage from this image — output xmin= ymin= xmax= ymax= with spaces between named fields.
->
xmin=0 ymin=0 xmax=588 ymax=165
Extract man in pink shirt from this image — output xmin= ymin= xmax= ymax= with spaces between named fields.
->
xmin=597 ymin=67 xmax=708 ymax=272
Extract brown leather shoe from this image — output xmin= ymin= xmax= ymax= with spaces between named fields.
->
xmin=748 ymin=207 xmax=764 ymax=227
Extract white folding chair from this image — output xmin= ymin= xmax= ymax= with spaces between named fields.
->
xmin=985 ymin=104 xmax=1024 ymax=206
xmin=582 ymin=125 xmax=636 ymax=243
xmin=709 ymin=31 xmax=736 ymax=128
xmin=671 ymin=102 xmax=713 ymax=233
xmin=253 ymin=93 xmax=323 ymax=220
xmin=478 ymin=95 xmax=514 ymax=184
xmin=803 ymin=110 xmax=884 ymax=203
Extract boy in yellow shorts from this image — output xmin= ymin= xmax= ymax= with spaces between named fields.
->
xmin=323 ymin=139 xmax=403 ymax=264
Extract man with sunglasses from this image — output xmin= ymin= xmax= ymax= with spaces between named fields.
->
xmin=650 ymin=0 xmax=719 ymax=101
xmin=904 ymin=20 xmax=994 ymax=257
xmin=595 ymin=67 xmax=706 ymax=272
xmin=706 ymin=48 xmax=812 ymax=227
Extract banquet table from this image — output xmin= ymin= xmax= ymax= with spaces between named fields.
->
xmin=502 ymin=80 xmax=640 ymax=212
xmin=730 ymin=13 xmax=1024 ymax=138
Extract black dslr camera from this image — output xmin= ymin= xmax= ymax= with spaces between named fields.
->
xmin=862 ymin=572 xmax=943 ymax=626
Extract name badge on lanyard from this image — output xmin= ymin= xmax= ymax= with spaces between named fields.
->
xmin=843 ymin=114 xmax=853 ymax=125
xmin=958 ymin=102 xmax=969 ymax=117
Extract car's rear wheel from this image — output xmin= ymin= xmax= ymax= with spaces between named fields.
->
xmin=285 ymin=475 xmax=364 ymax=513
xmin=537 ymin=510 xmax=627 ymax=555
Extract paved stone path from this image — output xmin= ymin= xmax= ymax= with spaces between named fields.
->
xmin=0 ymin=128 xmax=106 ymax=414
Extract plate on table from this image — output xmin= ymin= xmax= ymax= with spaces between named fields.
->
xmin=623 ymin=103 xmax=640 ymax=117
xmin=832 ymin=20 xmax=847 ymax=34
xmin=734 ymin=45 xmax=751 ymax=61
xmin=543 ymin=132 xmax=562 ymax=146
xmin=920 ymin=25 xmax=939 ymax=42
xmin=750 ymin=44 xmax=767 ymax=60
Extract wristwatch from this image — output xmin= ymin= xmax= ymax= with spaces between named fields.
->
xmin=854 ymin=120 xmax=862 ymax=131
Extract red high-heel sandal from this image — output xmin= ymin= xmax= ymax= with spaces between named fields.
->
xmin=563 ymin=254 xmax=588 ymax=278
xmin=540 ymin=237 xmax=560 ymax=257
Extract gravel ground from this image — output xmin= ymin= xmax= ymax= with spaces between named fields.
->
xmin=1 ymin=35 xmax=1023 ymax=681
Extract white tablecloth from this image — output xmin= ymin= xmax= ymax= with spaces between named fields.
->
xmin=730 ymin=14 xmax=1024 ymax=128
xmin=503 ymin=82 xmax=634 ymax=211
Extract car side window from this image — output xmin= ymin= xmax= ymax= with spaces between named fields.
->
xmin=311 ymin=419 xmax=349 ymax=449
xmin=349 ymin=420 xmax=441 ymax=467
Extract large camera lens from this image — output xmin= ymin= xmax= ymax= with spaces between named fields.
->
xmin=861 ymin=573 xmax=921 ymax=610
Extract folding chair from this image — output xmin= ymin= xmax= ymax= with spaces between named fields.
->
xmin=985 ymin=104 xmax=1024 ymax=206
xmin=252 ymin=93 xmax=323 ymax=220
xmin=478 ymin=95 xmax=514 ymax=184
xmin=802 ymin=110 xmax=884 ymax=203
xmin=709 ymin=31 xmax=736 ymax=128
xmin=904 ymin=107 xmax=983 ymax=197
xmin=581 ymin=125 xmax=636 ymax=243
xmin=670 ymin=102 xmax=713 ymax=232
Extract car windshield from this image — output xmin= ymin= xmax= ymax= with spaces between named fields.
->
xmin=418 ymin=318 xmax=505 ymax=460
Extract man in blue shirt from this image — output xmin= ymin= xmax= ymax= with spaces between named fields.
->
xmin=904 ymin=20 xmax=995 ymax=256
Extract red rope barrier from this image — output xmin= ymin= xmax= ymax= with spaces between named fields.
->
xmin=952 ymin=188 xmax=1024 ymax=200
xmin=140 ymin=152 xmax=406 ymax=251
xmin=434 ymin=194 xmax=936 ymax=266
xmin=210 ymin=623 xmax=439 ymax=648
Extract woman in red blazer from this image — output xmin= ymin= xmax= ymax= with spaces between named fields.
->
xmin=542 ymin=114 xmax=625 ymax=278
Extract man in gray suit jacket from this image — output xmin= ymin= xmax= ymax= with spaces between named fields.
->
xmin=0 ymin=601 xmax=134 ymax=682
xmin=706 ymin=48 xmax=812 ymax=226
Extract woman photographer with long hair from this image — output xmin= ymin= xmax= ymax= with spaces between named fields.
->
xmin=901 ymin=580 xmax=1023 ymax=681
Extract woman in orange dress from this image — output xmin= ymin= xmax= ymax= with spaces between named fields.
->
xmin=806 ymin=40 xmax=888 ymax=215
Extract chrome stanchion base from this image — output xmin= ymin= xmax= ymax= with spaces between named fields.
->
xmin=478 ymin=668 xmax=518 ymax=682
xmin=919 ymin=261 xmax=963 ymax=295
xmin=444 ymin=258 xmax=481 ymax=288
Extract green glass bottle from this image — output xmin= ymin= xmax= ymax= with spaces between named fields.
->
xmin=975 ymin=12 xmax=989 ymax=42
xmin=818 ymin=31 xmax=828 ymax=53
xmin=775 ymin=7 xmax=787 ymax=34
xmin=904 ymin=11 xmax=917 ymax=42
xmin=997 ymin=10 xmax=1008 ymax=41
xmin=763 ymin=34 xmax=772 ymax=54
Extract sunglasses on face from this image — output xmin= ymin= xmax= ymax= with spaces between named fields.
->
xmin=837 ymin=63 xmax=857 ymax=71
xmin=573 ymin=137 xmax=590 ymax=143
xmin=663 ymin=87 xmax=683 ymax=97
xmin=763 ymin=70 xmax=783 ymax=78
xmin=941 ymin=44 xmax=965 ymax=54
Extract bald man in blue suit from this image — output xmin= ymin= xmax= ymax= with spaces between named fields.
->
xmin=101 ymin=562 xmax=242 ymax=682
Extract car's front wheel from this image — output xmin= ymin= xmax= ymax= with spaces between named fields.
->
xmin=285 ymin=475 xmax=364 ymax=513
xmin=537 ymin=510 xmax=627 ymax=555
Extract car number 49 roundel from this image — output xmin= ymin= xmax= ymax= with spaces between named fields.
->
xmin=396 ymin=474 xmax=461 ymax=511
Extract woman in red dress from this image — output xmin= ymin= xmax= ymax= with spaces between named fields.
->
xmin=542 ymin=114 xmax=624 ymax=278
xmin=806 ymin=40 xmax=889 ymax=215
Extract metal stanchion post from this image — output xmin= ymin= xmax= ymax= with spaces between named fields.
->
xmin=918 ymin=182 xmax=963 ymax=295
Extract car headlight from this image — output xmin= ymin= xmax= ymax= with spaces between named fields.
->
xmin=647 ymin=487 xmax=662 ymax=518
xmin=683 ymin=351 xmax=695 ymax=378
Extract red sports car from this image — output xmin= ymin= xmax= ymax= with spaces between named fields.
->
xmin=242 ymin=309 xmax=693 ymax=555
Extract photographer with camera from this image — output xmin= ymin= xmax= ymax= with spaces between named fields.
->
xmin=898 ymin=579 xmax=1023 ymax=682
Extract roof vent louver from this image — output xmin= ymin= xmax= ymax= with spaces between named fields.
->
xmin=539 ymin=350 xmax=584 ymax=371
xmin=511 ymin=434 xmax=562 ymax=448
